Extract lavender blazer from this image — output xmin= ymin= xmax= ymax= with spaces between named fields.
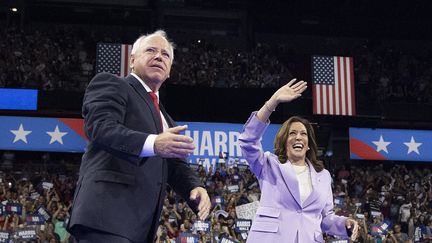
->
xmin=239 ymin=113 xmax=349 ymax=243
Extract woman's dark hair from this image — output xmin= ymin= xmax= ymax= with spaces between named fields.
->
xmin=274 ymin=116 xmax=324 ymax=172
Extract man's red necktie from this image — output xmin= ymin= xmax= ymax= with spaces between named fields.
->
xmin=149 ymin=92 xmax=163 ymax=130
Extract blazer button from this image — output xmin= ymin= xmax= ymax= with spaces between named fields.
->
xmin=297 ymin=209 xmax=302 ymax=213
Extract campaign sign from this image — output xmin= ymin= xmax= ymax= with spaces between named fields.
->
xmin=371 ymin=220 xmax=392 ymax=236
xmin=240 ymin=232 xmax=248 ymax=240
xmin=26 ymin=215 xmax=45 ymax=225
xmin=371 ymin=211 xmax=381 ymax=217
xmin=5 ymin=203 xmax=22 ymax=215
xmin=212 ymin=196 xmax=225 ymax=206
xmin=380 ymin=220 xmax=392 ymax=233
xmin=247 ymin=181 xmax=258 ymax=190
xmin=0 ymin=231 xmax=9 ymax=243
xmin=193 ymin=220 xmax=210 ymax=232
xmin=42 ymin=182 xmax=54 ymax=190
xmin=231 ymin=174 xmax=240 ymax=182
xmin=29 ymin=192 xmax=40 ymax=200
xmin=219 ymin=236 xmax=239 ymax=243
xmin=15 ymin=228 xmax=37 ymax=240
xmin=176 ymin=233 xmax=199 ymax=243
xmin=227 ymin=185 xmax=239 ymax=193
xmin=237 ymin=164 xmax=249 ymax=171
xmin=236 ymin=201 xmax=259 ymax=220
xmin=235 ymin=219 xmax=252 ymax=233
xmin=37 ymin=206 xmax=51 ymax=221
xmin=370 ymin=224 xmax=383 ymax=236
xmin=334 ymin=197 xmax=345 ymax=207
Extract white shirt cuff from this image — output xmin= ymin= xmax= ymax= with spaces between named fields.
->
xmin=140 ymin=134 xmax=157 ymax=157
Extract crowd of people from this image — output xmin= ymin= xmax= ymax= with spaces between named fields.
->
xmin=169 ymin=40 xmax=292 ymax=88
xmin=331 ymin=163 xmax=432 ymax=242
xmin=1 ymin=22 xmax=432 ymax=243
xmin=0 ymin=152 xmax=431 ymax=242
xmin=0 ymin=25 xmax=97 ymax=92
xmin=350 ymin=39 xmax=432 ymax=105
xmin=1 ymin=24 xmax=432 ymax=105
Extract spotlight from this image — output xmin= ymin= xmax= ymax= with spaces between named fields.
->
xmin=325 ymin=150 xmax=333 ymax=157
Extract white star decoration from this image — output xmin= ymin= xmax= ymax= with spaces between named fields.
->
xmin=403 ymin=136 xmax=422 ymax=155
xmin=46 ymin=126 xmax=68 ymax=145
xmin=372 ymin=135 xmax=391 ymax=153
xmin=10 ymin=124 xmax=32 ymax=143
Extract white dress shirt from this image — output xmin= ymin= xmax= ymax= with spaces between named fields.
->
xmin=131 ymin=73 xmax=168 ymax=157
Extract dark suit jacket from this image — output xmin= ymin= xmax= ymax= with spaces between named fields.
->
xmin=68 ymin=73 xmax=202 ymax=243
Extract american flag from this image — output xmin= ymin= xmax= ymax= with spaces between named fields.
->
xmin=312 ymin=55 xmax=356 ymax=116
xmin=96 ymin=43 xmax=132 ymax=77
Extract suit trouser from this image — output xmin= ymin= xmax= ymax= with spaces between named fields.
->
xmin=72 ymin=225 xmax=133 ymax=243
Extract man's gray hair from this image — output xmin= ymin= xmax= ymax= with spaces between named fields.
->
xmin=131 ymin=30 xmax=175 ymax=61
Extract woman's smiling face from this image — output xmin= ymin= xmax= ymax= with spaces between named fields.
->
xmin=286 ymin=121 xmax=309 ymax=162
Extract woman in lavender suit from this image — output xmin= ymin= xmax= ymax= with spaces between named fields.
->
xmin=239 ymin=79 xmax=359 ymax=242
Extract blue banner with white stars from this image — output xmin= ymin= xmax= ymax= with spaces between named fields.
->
xmin=349 ymin=127 xmax=432 ymax=162
xmin=0 ymin=117 xmax=280 ymax=165
xmin=0 ymin=116 xmax=87 ymax=153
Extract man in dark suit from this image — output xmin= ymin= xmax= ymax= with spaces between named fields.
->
xmin=68 ymin=30 xmax=211 ymax=243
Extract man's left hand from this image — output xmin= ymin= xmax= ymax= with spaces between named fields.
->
xmin=190 ymin=187 xmax=211 ymax=220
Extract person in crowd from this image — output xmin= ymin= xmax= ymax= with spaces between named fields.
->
xmin=67 ymin=30 xmax=211 ymax=243
xmin=385 ymin=223 xmax=412 ymax=243
xmin=238 ymin=79 xmax=359 ymax=242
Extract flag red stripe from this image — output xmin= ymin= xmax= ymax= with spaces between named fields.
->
xmin=123 ymin=45 xmax=129 ymax=77
xmin=320 ymin=85 xmax=327 ymax=114
xmin=325 ymin=84 xmax=330 ymax=114
xmin=312 ymin=84 xmax=317 ymax=114
xmin=332 ymin=73 xmax=336 ymax=115
xmin=337 ymin=57 xmax=343 ymax=115
xmin=349 ymin=57 xmax=356 ymax=115
xmin=320 ymin=85 xmax=324 ymax=114
xmin=344 ymin=57 xmax=349 ymax=115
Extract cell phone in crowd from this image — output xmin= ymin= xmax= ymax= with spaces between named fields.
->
xmin=356 ymin=213 xmax=365 ymax=219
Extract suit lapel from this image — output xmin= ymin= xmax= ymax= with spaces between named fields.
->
xmin=302 ymin=161 xmax=320 ymax=208
xmin=159 ymin=103 xmax=174 ymax=128
xmin=126 ymin=75 xmax=163 ymax=133
xmin=278 ymin=162 xmax=302 ymax=207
